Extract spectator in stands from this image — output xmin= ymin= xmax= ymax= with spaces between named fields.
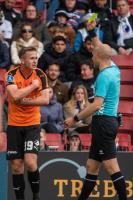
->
xmin=46 ymin=62 xmax=69 ymax=105
xmin=58 ymin=0 xmax=81 ymax=29
xmin=65 ymin=130 xmax=83 ymax=151
xmin=41 ymin=87 xmax=64 ymax=134
xmin=64 ymin=85 xmax=92 ymax=133
xmin=0 ymin=37 xmax=10 ymax=69
xmin=45 ymin=24 xmax=76 ymax=50
xmin=104 ymin=0 xmax=133 ymax=55
xmin=38 ymin=36 xmax=74 ymax=82
xmin=11 ymin=23 xmax=43 ymax=65
xmin=0 ymin=0 xmax=21 ymax=27
xmin=89 ymin=0 xmax=112 ymax=29
xmin=15 ymin=4 xmax=51 ymax=43
xmin=40 ymin=125 xmax=49 ymax=151
xmin=0 ymin=8 xmax=12 ymax=44
xmin=47 ymin=25 xmax=73 ymax=50
xmin=47 ymin=0 xmax=60 ymax=21
xmin=73 ymin=13 xmax=104 ymax=52
xmin=76 ymin=0 xmax=89 ymax=16
xmin=70 ymin=60 xmax=95 ymax=103
xmin=54 ymin=9 xmax=69 ymax=26
xmin=71 ymin=36 xmax=94 ymax=77
xmin=63 ymin=25 xmax=76 ymax=48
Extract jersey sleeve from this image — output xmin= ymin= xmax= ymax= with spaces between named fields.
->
xmin=95 ymin=72 xmax=110 ymax=98
xmin=36 ymin=69 xmax=49 ymax=90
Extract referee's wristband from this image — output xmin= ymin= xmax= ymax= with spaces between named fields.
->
xmin=74 ymin=115 xmax=80 ymax=122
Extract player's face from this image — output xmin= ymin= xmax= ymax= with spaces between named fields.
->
xmin=22 ymin=51 xmax=38 ymax=69
xmin=81 ymin=64 xmax=93 ymax=80
xmin=74 ymin=88 xmax=85 ymax=102
xmin=47 ymin=65 xmax=60 ymax=81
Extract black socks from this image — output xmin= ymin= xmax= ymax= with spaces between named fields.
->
xmin=27 ymin=169 xmax=40 ymax=199
xmin=78 ymin=174 xmax=98 ymax=200
xmin=111 ymin=171 xmax=127 ymax=200
xmin=12 ymin=174 xmax=25 ymax=200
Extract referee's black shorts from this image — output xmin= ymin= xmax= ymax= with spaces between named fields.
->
xmin=89 ymin=115 xmax=118 ymax=162
xmin=6 ymin=125 xmax=40 ymax=160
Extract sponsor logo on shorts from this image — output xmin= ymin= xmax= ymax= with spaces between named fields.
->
xmin=7 ymin=151 xmax=17 ymax=155
xmin=99 ymin=150 xmax=104 ymax=155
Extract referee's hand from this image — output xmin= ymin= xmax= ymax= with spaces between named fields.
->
xmin=64 ymin=117 xmax=75 ymax=128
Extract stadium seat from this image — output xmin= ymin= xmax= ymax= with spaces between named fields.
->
xmin=118 ymin=100 xmax=133 ymax=116
xmin=117 ymin=133 xmax=131 ymax=151
xmin=119 ymin=116 xmax=133 ymax=132
xmin=79 ymin=133 xmax=92 ymax=150
xmin=120 ymin=84 xmax=133 ymax=100
xmin=45 ymin=133 xmax=64 ymax=151
xmin=129 ymin=145 xmax=133 ymax=151
xmin=120 ymin=68 xmax=133 ymax=84
xmin=112 ymin=55 xmax=133 ymax=69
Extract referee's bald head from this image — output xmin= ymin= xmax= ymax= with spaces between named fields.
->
xmin=93 ymin=44 xmax=113 ymax=60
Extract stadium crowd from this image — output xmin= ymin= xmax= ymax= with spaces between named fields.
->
xmin=0 ymin=0 xmax=133 ymax=152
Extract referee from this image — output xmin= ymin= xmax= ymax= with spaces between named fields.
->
xmin=65 ymin=39 xmax=127 ymax=199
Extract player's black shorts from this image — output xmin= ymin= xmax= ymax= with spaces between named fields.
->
xmin=89 ymin=115 xmax=118 ymax=162
xmin=6 ymin=125 xmax=40 ymax=160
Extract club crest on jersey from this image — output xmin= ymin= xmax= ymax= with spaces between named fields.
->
xmin=7 ymin=74 xmax=14 ymax=83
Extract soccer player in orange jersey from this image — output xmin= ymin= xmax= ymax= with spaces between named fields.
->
xmin=5 ymin=47 xmax=49 ymax=200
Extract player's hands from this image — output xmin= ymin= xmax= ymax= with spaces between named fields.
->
xmin=64 ymin=117 xmax=75 ymax=128
xmin=32 ymin=79 xmax=40 ymax=89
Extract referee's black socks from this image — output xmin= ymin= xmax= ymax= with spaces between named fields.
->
xmin=27 ymin=169 xmax=40 ymax=200
xmin=111 ymin=171 xmax=127 ymax=200
xmin=78 ymin=174 xmax=98 ymax=200
xmin=12 ymin=174 xmax=25 ymax=200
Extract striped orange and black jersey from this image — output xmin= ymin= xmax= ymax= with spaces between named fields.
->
xmin=5 ymin=67 xmax=49 ymax=126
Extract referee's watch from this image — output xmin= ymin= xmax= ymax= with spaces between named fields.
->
xmin=74 ymin=115 xmax=80 ymax=122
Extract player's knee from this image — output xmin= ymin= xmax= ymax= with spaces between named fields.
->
xmin=86 ymin=161 xmax=99 ymax=174
xmin=25 ymin=158 xmax=37 ymax=171
xmin=103 ymin=159 xmax=120 ymax=175
xmin=11 ymin=160 xmax=24 ymax=174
